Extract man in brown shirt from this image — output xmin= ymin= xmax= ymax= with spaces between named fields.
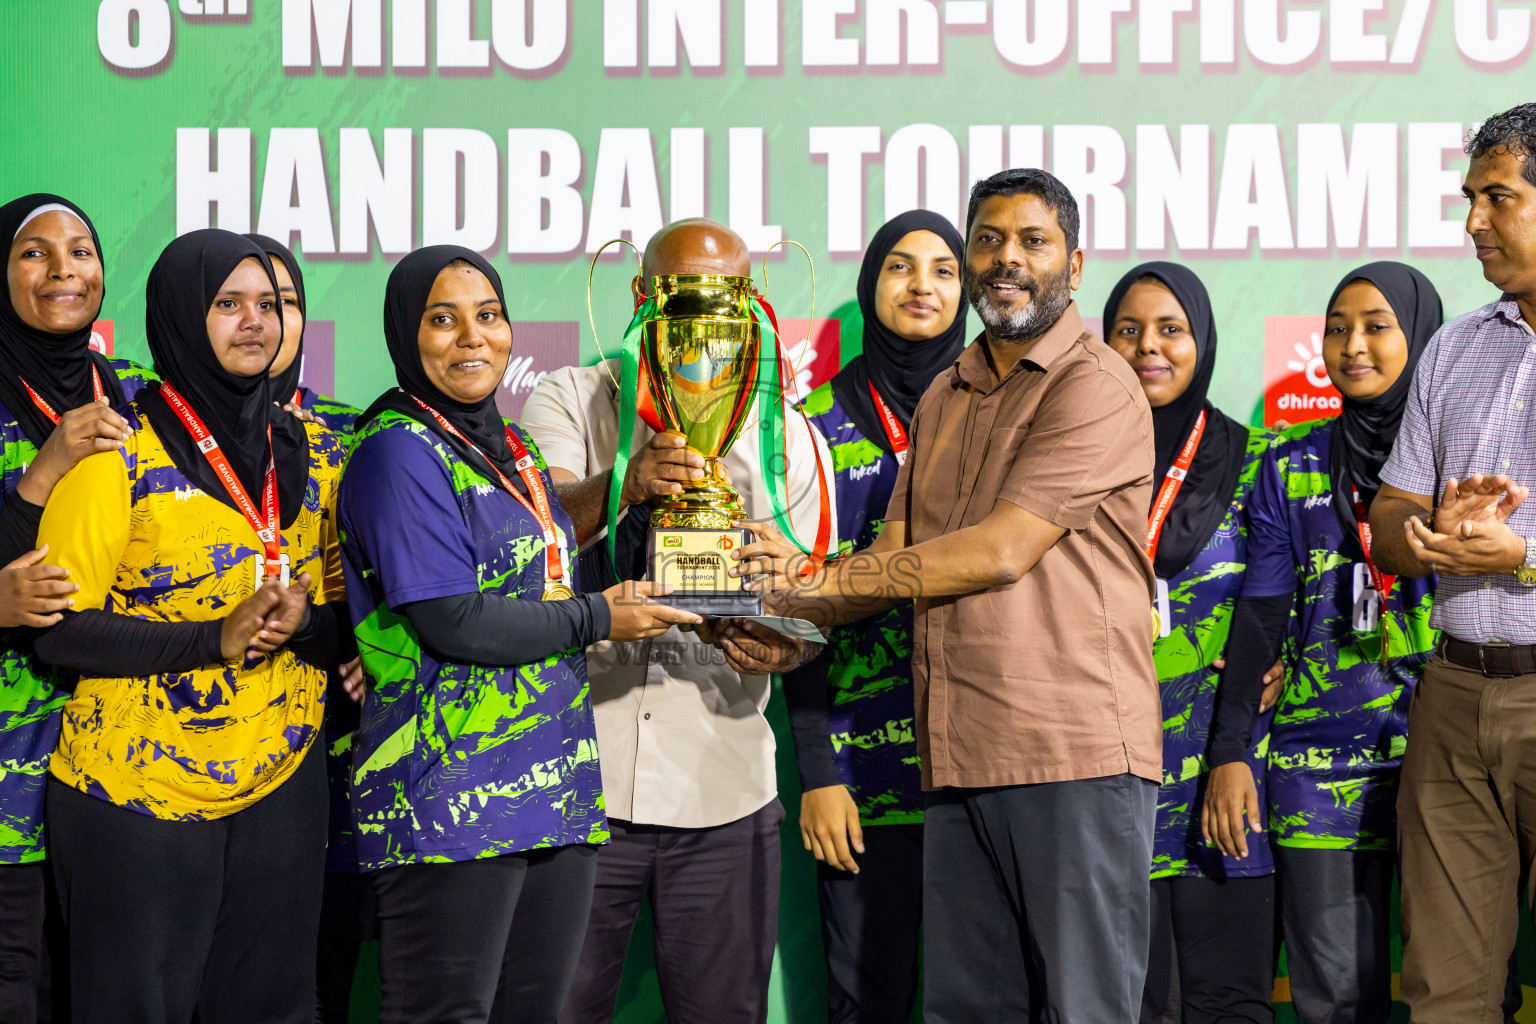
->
xmin=738 ymin=169 xmax=1160 ymax=1023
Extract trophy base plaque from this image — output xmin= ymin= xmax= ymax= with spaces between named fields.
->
xmin=649 ymin=526 xmax=763 ymax=617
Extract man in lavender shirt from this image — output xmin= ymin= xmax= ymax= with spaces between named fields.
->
xmin=1370 ymin=103 xmax=1536 ymax=1023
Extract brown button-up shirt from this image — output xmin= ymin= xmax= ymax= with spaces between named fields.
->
xmin=886 ymin=302 xmax=1161 ymax=790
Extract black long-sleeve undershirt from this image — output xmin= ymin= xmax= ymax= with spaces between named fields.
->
xmin=402 ymin=591 xmax=610 ymax=667
xmin=782 ymin=653 xmax=843 ymax=792
xmin=35 ymin=600 xmax=357 ymax=678
xmin=1206 ymin=591 xmax=1293 ymax=767
xmin=0 ymin=491 xmax=44 ymax=568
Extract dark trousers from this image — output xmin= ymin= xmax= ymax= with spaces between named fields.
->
xmin=1140 ymin=874 xmax=1276 ymax=1024
xmin=923 ymin=773 xmax=1157 ymax=1024
xmin=558 ymin=799 xmax=784 ymax=1024
xmin=0 ymin=860 xmax=66 ymax=1024
xmin=47 ymin=747 xmax=327 ymax=1024
xmin=315 ymin=871 xmax=378 ymax=1024
xmin=1273 ymin=846 xmax=1392 ymax=1024
xmin=373 ymin=843 xmax=598 ymax=1024
xmin=818 ymin=822 xmax=922 ymax=1024
xmin=1398 ymin=653 xmax=1536 ymax=1023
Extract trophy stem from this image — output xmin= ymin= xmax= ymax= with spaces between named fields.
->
xmin=650 ymin=463 xmax=746 ymax=530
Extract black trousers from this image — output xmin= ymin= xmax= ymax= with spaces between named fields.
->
xmin=924 ymin=774 xmax=1158 ymax=1024
xmin=1140 ymin=874 xmax=1276 ymax=1024
xmin=0 ymin=860 xmax=66 ymax=1024
xmin=47 ymin=747 xmax=328 ymax=1024
xmin=373 ymin=843 xmax=598 ymax=1024
xmin=817 ymin=823 xmax=922 ymax=1024
xmin=315 ymin=871 xmax=378 ymax=1024
xmin=558 ymin=799 xmax=785 ymax=1024
xmin=1273 ymin=847 xmax=1393 ymax=1024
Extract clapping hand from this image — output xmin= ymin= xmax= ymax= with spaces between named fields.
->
xmin=1405 ymin=476 xmax=1528 ymax=577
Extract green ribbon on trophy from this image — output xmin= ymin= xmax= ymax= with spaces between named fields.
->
xmin=593 ymin=250 xmax=828 ymax=615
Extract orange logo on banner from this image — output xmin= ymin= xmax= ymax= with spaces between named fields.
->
xmin=716 ymin=536 xmax=734 ymax=551
xmin=1263 ymin=316 xmax=1341 ymax=428
xmin=90 ymin=320 xmax=113 ymax=356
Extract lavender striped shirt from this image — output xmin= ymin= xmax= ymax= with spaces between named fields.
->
xmin=1382 ymin=295 xmax=1536 ymax=644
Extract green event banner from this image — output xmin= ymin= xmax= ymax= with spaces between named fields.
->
xmin=1 ymin=1 xmax=1527 ymax=428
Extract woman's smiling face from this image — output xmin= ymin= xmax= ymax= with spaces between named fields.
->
xmin=416 ymin=261 xmax=512 ymax=405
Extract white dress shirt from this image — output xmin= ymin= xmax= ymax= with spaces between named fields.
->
xmin=520 ymin=360 xmax=837 ymax=828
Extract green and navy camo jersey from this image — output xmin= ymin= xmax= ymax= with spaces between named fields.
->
xmin=1153 ymin=425 xmax=1275 ymax=880
xmin=338 ymin=411 xmax=607 ymax=870
xmin=287 ymin=387 xmax=368 ymax=874
xmin=796 ymin=383 xmax=921 ymax=826
xmin=295 ymin=385 xmax=360 ymax=437
xmin=0 ymin=358 xmax=155 ymax=863
xmin=1243 ymin=418 xmax=1436 ymax=851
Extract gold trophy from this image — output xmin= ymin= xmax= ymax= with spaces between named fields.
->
xmin=589 ymin=240 xmax=819 ymax=618
xmin=641 ymin=272 xmax=762 ymax=615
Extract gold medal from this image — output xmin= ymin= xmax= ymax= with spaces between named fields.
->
xmin=543 ymin=583 xmax=576 ymax=601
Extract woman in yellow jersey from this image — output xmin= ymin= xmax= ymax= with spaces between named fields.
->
xmin=32 ymin=229 xmax=353 ymax=1024
xmin=0 ymin=193 xmax=152 ymax=1024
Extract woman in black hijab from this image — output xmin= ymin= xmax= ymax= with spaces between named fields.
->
xmin=33 ymin=228 xmax=354 ymax=1023
xmin=1102 ymin=262 xmax=1279 ymax=1024
xmin=781 ymin=210 xmax=966 ymax=1024
xmin=338 ymin=245 xmax=695 ymax=1024
xmin=241 ymin=231 xmax=373 ymax=1023
xmin=1205 ymin=263 xmax=1444 ymax=1024
xmin=246 ymin=232 xmax=364 ymax=436
xmin=0 ymin=193 xmax=155 ymax=1023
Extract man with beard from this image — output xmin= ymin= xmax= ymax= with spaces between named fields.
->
xmin=734 ymin=168 xmax=1161 ymax=1023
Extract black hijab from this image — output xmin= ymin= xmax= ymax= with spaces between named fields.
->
xmin=1102 ymin=262 xmax=1248 ymax=579
xmin=1326 ymin=262 xmax=1442 ymax=540
xmin=356 ymin=245 xmax=520 ymax=481
xmin=830 ymin=210 xmax=968 ymax=452
xmin=245 ymin=232 xmax=306 ymax=404
xmin=0 ymin=194 xmax=128 ymax=447
xmin=136 ymin=229 xmax=310 ymax=526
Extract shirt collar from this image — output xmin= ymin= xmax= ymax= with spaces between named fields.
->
xmin=950 ymin=301 xmax=1086 ymax=393
xmin=1483 ymin=294 xmax=1535 ymax=336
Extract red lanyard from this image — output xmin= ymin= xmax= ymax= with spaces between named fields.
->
xmin=406 ymin=394 xmax=570 ymax=599
xmin=21 ymin=367 xmax=105 ymax=425
xmin=160 ymin=382 xmax=282 ymax=578
xmin=1353 ymin=488 xmax=1396 ymax=601
xmin=1145 ymin=409 xmax=1207 ymax=561
xmin=867 ymin=381 xmax=910 ymax=466
xmin=291 ymin=388 xmax=303 ymax=407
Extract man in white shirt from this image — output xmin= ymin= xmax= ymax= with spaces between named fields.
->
xmin=521 ymin=218 xmax=835 ymax=1024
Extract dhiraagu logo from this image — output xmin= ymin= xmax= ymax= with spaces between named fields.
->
xmin=1264 ymin=316 xmax=1342 ymax=429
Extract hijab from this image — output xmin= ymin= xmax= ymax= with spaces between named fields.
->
xmin=245 ymin=232 xmax=307 ymax=405
xmin=830 ymin=210 xmax=968 ymax=452
xmin=356 ymin=245 xmax=520 ymax=481
xmin=0 ymin=194 xmax=128 ymax=447
xmin=1326 ymin=262 xmax=1442 ymax=540
xmin=1102 ymin=262 xmax=1248 ymax=579
xmin=136 ymin=229 xmax=311 ymax=526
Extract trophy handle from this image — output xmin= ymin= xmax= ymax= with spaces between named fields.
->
xmin=759 ymin=240 xmax=817 ymax=382
xmin=586 ymin=238 xmax=645 ymax=390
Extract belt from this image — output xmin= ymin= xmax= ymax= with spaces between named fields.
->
xmin=1440 ymin=636 xmax=1536 ymax=678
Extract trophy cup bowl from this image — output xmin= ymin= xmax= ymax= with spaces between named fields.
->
xmin=642 ymin=274 xmax=763 ymax=616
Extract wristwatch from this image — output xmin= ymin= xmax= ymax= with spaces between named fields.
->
xmin=1517 ymin=535 xmax=1536 ymax=587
